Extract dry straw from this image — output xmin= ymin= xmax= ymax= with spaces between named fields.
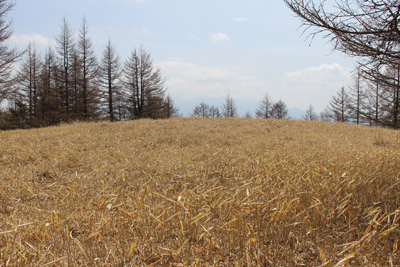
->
xmin=0 ymin=118 xmax=399 ymax=266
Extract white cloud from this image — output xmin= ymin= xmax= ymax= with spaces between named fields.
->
xmin=154 ymin=61 xmax=351 ymax=113
xmin=155 ymin=61 xmax=268 ymax=100
xmin=233 ymin=17 xmax=248 ymax=22
xmin=188 ymin=35 xmax=200 ymax=41
xmin=10 ymin=33 xmax=55 ymax=48
xmin=141 ymin=27 xmax=150 ymax=33
xmin=209 ymin=33 xmax=230 ymax=43
xmin=283 ymin=63 xmax=350 ymax=90
xmin=281 ymin=63 xmax=351 ymax=111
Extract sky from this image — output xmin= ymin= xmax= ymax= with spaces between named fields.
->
xmin=8 ymin=0 xmax=357 ymax=116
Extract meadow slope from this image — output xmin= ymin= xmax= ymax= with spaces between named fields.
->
xmin=0 ymin=118 xmax=400 ymax=266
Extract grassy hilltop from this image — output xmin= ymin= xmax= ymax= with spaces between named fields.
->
xmin=0 ymin=118 xmax=400 ymax=266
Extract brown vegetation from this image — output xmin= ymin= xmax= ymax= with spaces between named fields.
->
xmin=0 ymin=118 xmax=400 ymax=266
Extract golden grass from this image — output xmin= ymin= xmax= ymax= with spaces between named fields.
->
xmin=0 ymin=118 xmax=399 ymax=266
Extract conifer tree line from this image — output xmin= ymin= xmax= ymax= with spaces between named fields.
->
xmin=191 ymin=93 xmax=241 ymax=118
xmin=284 ymin=0 xmax=400 ymax=129
xmin=0 ymin=13 xmax=179 ymax=129
xmin=321 ymin=64 xmax=400 ymax=129
xmin=191 ymin=92 xmax=290 ymax=120
xmin=255 ymin=93 xmax=290 ymax=120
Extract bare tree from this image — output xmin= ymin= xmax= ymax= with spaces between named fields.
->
xmin=2 ymin=98 xmax=28 ymax=129
xmin=255 ymin=92 xmax=273 ymax=119
xmin=122 ymin=46 xmax=165 ymax=119
xmin=114 ymin=91 xmax=127 ymax=121
xmin=78 ymin=17 xmax=99 ymax=120
xmin=0 ymin=14 xmax=179 ymax=127
xmin=319 ymin=107 xmax=332 ymax=122
xmin=271 ymin=99 xmax=289 ymax=119
xmin=328 ymin=87 xmax=350 ymax=123
xmin=98 ymin=38 xmax=121 ymax=122
xmin=0 ymin=0 xmax=22 ymax=103
xmin=303 ymin=103 xmax=318 ymax=121
xmin=19 ymin=42 xmax=42 ymax=127
xmin=354 ymin=65 xmax=400 ymax=128
xmin=221 ymin=93 xmax=238 ymax=118
xmin=364 ymin=68 xmax=383 ymax=127
xmin=163 ymin=94 xmax=180 ymax=118
xmin=39 ymin=46 xmax=60 ymax=125
xmin=70 ymin=46 xmax=82 ymax=119
xmin=55 ymin=17 xmax=75 ymax=120
xmin=379 ymin=64 xmax=400 ymax=128
xmin=325 ymin=63 xmax=400 ymax=128
xmin=283 ymin=0 xmax=400 ymax=67
xmin=284 ymin=0 xmax=400 ymax=128
xmin=192 ymin=101 xmax=210 ymax=117
xmin=347 ymin=67 xmax=365 ymax=125
xmin=209 ymin=105 xmax=221 ymax=118
xmin=244 ymin=109 xmax=252 ymax=118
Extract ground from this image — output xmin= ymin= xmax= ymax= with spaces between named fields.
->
xmin=0 ymin=118 xmax=399 ymax=266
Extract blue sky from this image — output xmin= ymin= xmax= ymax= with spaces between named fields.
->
xmin=8 ymin=0 xmax=356 ymax=115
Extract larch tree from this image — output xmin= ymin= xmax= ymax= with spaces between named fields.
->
xmin=364 ymin=67 xmax=382 ymax=127
xmin=390 ymin=65 xmax=400 ymax=128
xmin=255 ymin=92 xmax=273 ymax=119
xmin=379 ymin=64 xmax=400 ymax=128
xmin=303 ymin=103 xmax=318 ymax=121
xmin=163 ymin=94 xmax=180 ymax=118
xmin=319 ymin=107 xmax=332 ymax=122
xmin=284 ymin=0 xmax=400 ymax=129
xmin=3 ymin=98 xmax=28 ymax=129
xmin=78 ymin=17 xmax=99 ymax=120
xmin=39 ymin=46 xmax=59 ymax=125
xmin=55 ymin=17 xmax=75 ymax=120
xmin=370 ymin=68 xmax=382 ymax=126
xmin=19 ymin=42 xmax=42 ymax=127
xmin=122 ymin=46 xmax=165 ymax=119
xmin=244 ymin=109 xmax=252 ymax=118
xmin=328 ymin=87 xmax=350 ymax=123
xmin=209 ymin=106 xmax=220 ymax=118
xmin=192 ymin=101 xmax=210 ymax=117
xmin=271 ymin=99 xmax=289 ymax=119
xmin=347 ymin=67 xmax=365 ymax=125
xmin=98 ymin=38 xmax=121 ymax=122
xmin=361 ymin=63 xmax=400 ymax=127
xmin=70 ymin=46 xmax=82 ymax=119
xmin=221 ymin=93 xmax=238 ymax=118
xmin=0 ymin=0 xmax=22 ymax=104
xmin=283 ymin=0 xmax=400 ymax=67
xmin=0 ymin=15 xmax=179 ymax=129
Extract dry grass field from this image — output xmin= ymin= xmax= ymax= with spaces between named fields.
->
xmin=0 ymin=118 xmax=400 ymax=266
